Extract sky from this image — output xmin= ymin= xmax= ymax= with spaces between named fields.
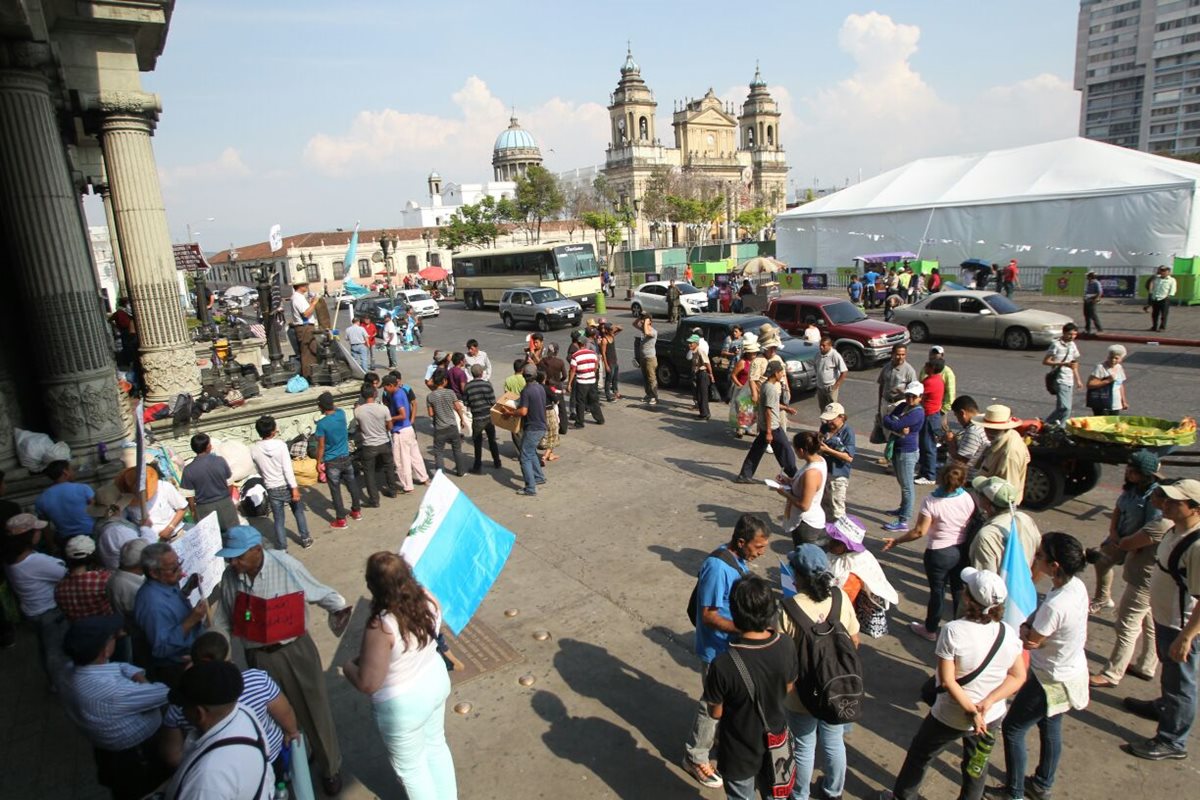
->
xmin=122 ymin=1 xmax=1084 ymax=250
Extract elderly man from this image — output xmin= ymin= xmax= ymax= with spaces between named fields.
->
xmin=975 ymin=404 xmax=1031 ymax=506
xmin=1145 ymin=264 xmax=1178 ymax=332
xmin=968 ymin=476 xmax=1042 ymax=574
xmin=92 ymin=484 xmax=150 ymax=570
xmin=212 ymin=526 xmax=352 ymax=796
xmin=133 ymin=542 xmax=207 ymax=685
xmin=61 ymin=614 xmax=171 ymax=799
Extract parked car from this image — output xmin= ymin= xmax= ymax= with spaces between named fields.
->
xmin=396 ymin=288 xmax=440 ymax=317
xmin=630 ymin=281 xmax=709 ymax=318
xmin=499 ymin=287 xmax=582 ymax=331
xmin=764 ymin=295 xmax=909 ymax=370
xmin=352 ymin=294 xmax=407 ymax=323
xmin=891 ymin=290 xmax=1073 ymax=350
xmin=648 ymin=313 xmax=818 ymax=398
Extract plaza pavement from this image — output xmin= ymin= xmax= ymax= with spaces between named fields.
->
xmin=3 ymin=299 xmax=1199 ymax=799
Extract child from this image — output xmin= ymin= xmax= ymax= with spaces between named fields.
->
xmin=250 ymin=415 xmax=312 ymax=549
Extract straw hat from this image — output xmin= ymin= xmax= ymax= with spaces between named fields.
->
xmin=976 ymin=404 xmax=1020 ymax=430
xmin=741 ymin=333 xmax=760 ymax=354
xmin=115 ymin=466 xmax=158 ymax=498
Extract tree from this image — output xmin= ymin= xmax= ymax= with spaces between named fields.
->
xmin=666 ymin=194 xmax=724 ymax=245
xmin=514 ymin=165 xmax=565 ymax=244
xmin=435 ymin=195 xmax=513 ymax=251
xmin=735 ymin=207 xmax=773 ymax=240
xmin=562 ymin=183 xmax=602 ymax=241
xmin=581 ymin=211 xmax=623 ymax=263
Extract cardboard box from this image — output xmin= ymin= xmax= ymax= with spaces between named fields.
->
xmin=491 ymin=391 xmax=522 ymax=433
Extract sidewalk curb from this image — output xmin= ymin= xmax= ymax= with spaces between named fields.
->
xmin=1081 ymin=332 xmax=1200 ymax=347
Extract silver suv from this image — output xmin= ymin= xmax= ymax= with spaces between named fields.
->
xmin=498 ymin=287 xmax=582 ymax=331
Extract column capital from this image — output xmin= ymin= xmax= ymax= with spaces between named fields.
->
xmin=81 ymin=90 xmax=162 ymax=127
xmin=0 ymin=40 xmax=55 ymax=72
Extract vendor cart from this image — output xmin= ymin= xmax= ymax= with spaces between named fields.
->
xmin=1021 ymin=416 xmax=1198 ymax=510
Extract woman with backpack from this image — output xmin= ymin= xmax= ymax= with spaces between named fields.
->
xmin=1001 ymin=532 xmax=1090 ymax=800
xmin=778 ymin=544 xmax=860 ymax=800
xmin=880 ymin=568 xmax=1026 ymax=800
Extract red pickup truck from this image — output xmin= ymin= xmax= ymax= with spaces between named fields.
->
xmin=763 ymin=295 xmax=910 ymax=370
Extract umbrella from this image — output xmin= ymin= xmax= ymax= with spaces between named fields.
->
xmin=735 ymin=257 xmax=786 ymax=276
xmin=222 ymin=285 xmax=256 ymax=298
xmin=960 ymin=258 xmax=990 ymax=269
xmin=419 ymin=266 xmax=449 ymax=281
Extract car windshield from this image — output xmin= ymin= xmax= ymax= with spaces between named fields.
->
xmin=406 ymin=291 xmax=431 ymax=302
xmin=677 ymin=284 xmax=702 ymax=295
xmin=823 ymin=300 xmax=868 ymax=324
xmin=983 ymin=294 xmax=1021 ymax=315
xmin=531 ymin=289 xmax=564 ymax=304
xmin=554 ymin=245 xmax=599 ymax=280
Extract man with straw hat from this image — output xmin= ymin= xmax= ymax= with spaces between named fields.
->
xmin=117 ymin=466 xmax=188 ymax=542
xmin=290 ymin=276 xmax=321 ymax=380
xmin=975 ymin=405 xmax=1031 ymax=506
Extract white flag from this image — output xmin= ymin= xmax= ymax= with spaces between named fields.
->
xmin=269 ymin=224 xmax=283 ymax=252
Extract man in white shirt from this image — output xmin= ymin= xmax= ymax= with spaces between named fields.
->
xmin=250 ymin=415 xmax=312 ymax=550
xmin=119 ymin=467 xmax=187 ymax=541
xmin=1042 ymin=323 xmax=1082 ymax=426
xmin=465 ymin=338 xmax=492 ymax=381
xmin=290 ymin=279 xmax=320 ymax=380
xmin=382 ymin=313 xmax=399 ymax=368
xmin=1145 ymin=265 xmax=1178 ymax=332
xmin=165 ymin=660 xmax=272 ymax=800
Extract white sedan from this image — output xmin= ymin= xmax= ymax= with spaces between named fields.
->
xmin=891 ymin=290 xmax=1073 ymax=350
xmin=397 ymin=289 xmax=440 ymax=317
xmin=631 ymin=281 xmax=709 ymax=318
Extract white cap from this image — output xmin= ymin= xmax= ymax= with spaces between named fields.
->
xmin=961 ymin=567 xmax=1007 ymax=610
xmin=903 ymin=381 xmax=925 ymax=396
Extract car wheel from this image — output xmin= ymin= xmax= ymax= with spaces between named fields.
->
xmin=1002 ymin=327 xmax=1031 ymax=350
xmin=630 ymin=302 xmax=642 ymax=317
xmin=908 ymin=322 xmax=929 ymax=343
xmin=656 ymin=361 xmax=679 ymax=389
xmin=1022 ymin=460 xmax=1064 ymax=510
xmin=502 ymin=313 xmax=515 ymax=330
xmin=536 ymin=315 xmax=549 ymax=332
xmin=1064 ymin=460 xmax=1101 ymax=496
xmin=836 ymin=344 xmax=863 ymax=371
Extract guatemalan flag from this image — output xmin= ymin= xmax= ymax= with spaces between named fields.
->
xmin=343 ymin=221 xmax=361 ymax=272
xmin=400 ymin=471 xmax=516 ymax=634
xmin=999 ymin=515 xmax=1039 ymax=628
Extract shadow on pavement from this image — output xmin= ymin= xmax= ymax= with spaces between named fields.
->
xmin=647 ymin=544 xmax=712 ymax=577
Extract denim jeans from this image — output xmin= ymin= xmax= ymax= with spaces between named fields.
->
xmin=788 ymin=712 xmax=848 ymax=800
xmin=922 ymin=544 xmax=965 ymax=634
xmin=891 ymin=448 xmax=918 ymax=522
xmin=518 ymin=427 xmax=546 ymax=493
xmin=350 ymin=343 xmax=370 ymax=373
xmin=604 ymin=360 xmax=619 ymax=399
xmin=266 ymin=485 xmax=310 ymax=549
xmin=918 ymin=411 xmax=942 ymax=481
xmin=1046 ymin=381 xmax=1073 ymax=426
xmin=29 ymin=607 xmax=69 ymax=690
xmin=723 ymin=774 xmax=759 ymax=800
xmin=1002 ymin=674 xmax=1062 ymax=799
xmin=371 ymin=663 xmax=457 ymax=800
xmin=1154 ymin=621 xmax=1200 ymax=750
xmin=892 ymin=713 xmax=992 ymax=800
xmin=323 ymin=455 xmax=362 ymax=520
xmin=685 ymin=662 xmax=718 ymax=767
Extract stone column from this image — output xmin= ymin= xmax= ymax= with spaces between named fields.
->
xmin=98 ymin=183 xmax=128 ymax=301
xmin=0 ymin=46 xmax=128 ymax=453
xmin=92 ymin=90 xmax=200 ymax=401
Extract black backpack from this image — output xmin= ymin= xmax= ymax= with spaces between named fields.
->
xmin=782 ymin=590 xmax=865 ymax=724
xmin=685 ymin=548 xmax=746 ymax=626
xmin=1158 ymin=529 xmax=1200 ymax=628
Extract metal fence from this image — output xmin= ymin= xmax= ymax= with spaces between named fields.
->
xmin=824 ymin=264 xmax=1157 ymax=294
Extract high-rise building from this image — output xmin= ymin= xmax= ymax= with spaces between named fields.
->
xmin=1075 ymin=0 xmax=1200 ymax=155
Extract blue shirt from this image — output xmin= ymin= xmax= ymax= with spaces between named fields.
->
xmin=694 ymin=545 xmax=748 ymax=664
xmin=821 ymin=423 xmax=856 ymax=479
xmin=882 ymin=402 xmax=925 ymax=453
xmin=1115 ymin=482 xmax=1161 ymax=538
xmin=848 ymin=282 xmax=863 ymax=301
xmin=315 ymin=408 xmax=350 ymax=460
xmin=133 ymin=579 xmax=203 ymax=665
xmin=863 ymin=270 xmax=879 ymax=287
xmin=34 ymin=482 xmax=95 ymax=539
xmin=387 ymin=387 xmax=414 ymax=431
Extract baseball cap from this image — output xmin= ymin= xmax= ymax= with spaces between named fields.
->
xmin=64 ymin=535 xmax=96 ymax=560
xmin=930 ymin=345 xmax=945 ymax=355
xmin=215 ymin=525 xmax=263 ymax=559
xmin=1160 ymin=478 xmax=1200 ymax=504
xmin=819 ymin=402 xmax=846 ymax=421
xmin=788 ymin=544 xmax=830 ymax=578
xmin=903 ymin=381 xmax=925 ymax=396
xmin=971 ymin=475 xmax=1018 ymax=506
xmin=62 ymin=614 xmax=124 ymax=665
xmin=686 ymin=334 xmax=701 ymax=344
xmin=5 ymin=513 xmax=48 ymax=536
xmin=521 ymin=363 xmax=538 ymax=379
xmin=1127 ymin=449 xmax=1162 ymax=478
xmin=169 ymin=660 xmax=244 ymax=708
xmin=961 ymin=567 xmax=1007 ymax=610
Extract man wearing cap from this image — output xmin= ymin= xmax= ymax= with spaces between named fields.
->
xmin=34 ymin=460 xmax=95 ymax=542
xmin=1122 ymin=478 xmax=1200 ymax=761
xmin=180 ymin=433 xmax=238 ymax=533
xmin=134 ymin=542 xmax=207 ymax=684
xmin=61 ymin=614 xmax=171 ymax=798
xmin=1144 ymin=265 xmax=1177 ymax=332
xmin=975 ymin=404 xmax=1031 ymax=506
xmin=819 ymin=402 xmax=855 ymax=522
xmin=4 ymin=513 xmax=69 ymax=686
xmin=734 ymin=360 xmax=797 ymax=483
xmin=290 ymin=278 xmax=320 ymax=380
xmin=1084 ymin=271 xmax=1104 ymax=334
xmin=164 ymin=660 xmax=273 ymax=799
xmin=814 ymin=335 xmax=848 ymax=413
xmin=876 ymin=345 xmax=917 ymax=462
xmin=946 ymin=395 xmax=986 ymax=475
xmin=880 ymin=381 xmax=926 ymax=532
xmin=1090 ymin=451 xmax=1170 ymax=688
xmin=212 ymin=526 xmax=352 ymax=794
xmin=499 ymin=363 xmax=549 ymax=496
xmin=968 ymin=476 xmax=1042 ymax=575
xmin=54 ymin=535 xmax=114 ymax=622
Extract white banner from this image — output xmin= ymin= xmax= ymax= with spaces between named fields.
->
xmin=269 ymin=224 xmax=283 ymax=253
xmin=172 ymin=512 xmax=224 ymax=603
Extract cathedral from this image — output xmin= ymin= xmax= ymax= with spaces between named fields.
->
xmin=602 ymin=48 xmax=789 ymax=216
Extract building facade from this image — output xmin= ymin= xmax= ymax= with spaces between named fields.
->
xmin=492 ymin=114 xmax=543 ymax=180
xmin=397 ymin=171 xmax=518 ymax=229
xmin=1075 ymin=0 xmax=1200 ymax=155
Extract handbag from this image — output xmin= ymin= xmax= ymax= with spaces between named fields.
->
xmin=727 ymin=648 xmax=796 ymax=799
xmin=919 ymin=624 xmax=1006 ymax=706
xmin=870 ymin=414 xmax=886 ymax=445
xmin=1044 ymin=367 xmax=1061 ymax=396
xmin=1085 ymin=381 xmax=1113 ymax=412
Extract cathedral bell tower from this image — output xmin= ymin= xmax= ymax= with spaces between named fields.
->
xmin=738 ymin=63 xmax=788 ymax=213
xmin=608 ymin=45 xmax=657 ymax=149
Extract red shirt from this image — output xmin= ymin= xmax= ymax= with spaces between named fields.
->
xmin=54 ymin=569 xmax=114 ymax=621
xmin=364 ymin=321 xmax=377 ymax=348
xmin=921 ymin=374 xmax=945 ymax=416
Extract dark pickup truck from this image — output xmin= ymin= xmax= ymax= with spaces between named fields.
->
xmin=639 ymin=313 xmax=819 ymax=398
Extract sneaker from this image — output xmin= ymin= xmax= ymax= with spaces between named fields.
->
xmin=1024 ymin=778 xmax=1052 ymax=800
xmin=914 ymin=477 xmax=936 ymax=486
xmin=732 ymin=475 xmax=757 ymax=484
xmin=515 ymin=489 xmax=536 ymax=497
xmin=1125 ymin=738 xmax=1187 ymax=761
xmin=883 ymin=519 xmax=908 ymax=532
xmin=300 ymin=537 xmax=314 ymax=549
xmin=330 ymin=519 xmax=348 ymax=529
xmin=1089 ymin=597 xmax=1115 ymax=614
xmin=766 ymin=444 xmax=774 ymax=454
xmin=680 ymin=756 xmax=724 ymax=789
xmin=909 ymin=621 xmax=938 ymax=642
xmin=349 ymin=510 xmax=363 ymax=521
xmin=648 ymin=398 xmax=658 ymax=405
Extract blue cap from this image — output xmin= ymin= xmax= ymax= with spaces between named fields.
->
xmin=788 ymin=543 xmax=829 ymax=578
xmin=215 ymin=525 xmax=263 ymax=559
xmin=63 ymin=614 xmax=125 ymax=665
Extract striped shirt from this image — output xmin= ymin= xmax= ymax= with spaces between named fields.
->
xmin=163 ymin=668 xmax=284 ymax=760
xmin=65 ymin=662 xmax=168 ymax=750
xmin=463 ymin=379 xmax=497 ymax=419
xmin=570 ymin=349 xmax=599 ymax=384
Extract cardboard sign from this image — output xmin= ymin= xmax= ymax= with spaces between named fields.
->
xmin=232 ymin=590 xmax=305 ymax=644
xmin=173 ymin=513 xmax=224 ymax=604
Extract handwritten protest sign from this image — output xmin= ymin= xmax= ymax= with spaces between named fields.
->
xmin=171 ymin=512 xmax=225 ymax=604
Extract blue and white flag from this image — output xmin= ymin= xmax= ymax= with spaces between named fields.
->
xmin=341 ymin=276 xmax=370 ymax=298
xmin=1000 ymin=516 xmax=1038 ymax=629
xmin=779 ymin=558 xmax=797 ymax=598
xmin=400 ymin=470 xmax=516 ymax=634
xmin=343 ymin=221 xmax=361 ymax=273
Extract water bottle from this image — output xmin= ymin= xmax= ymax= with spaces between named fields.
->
xmin=273 ymin=781 xmax=289 ymax=800
xmin=965 ymin=729 xmax=995 ymax=779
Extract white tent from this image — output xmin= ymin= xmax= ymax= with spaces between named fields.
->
xmin=776 ymin=137 xmax=1200 ymax=269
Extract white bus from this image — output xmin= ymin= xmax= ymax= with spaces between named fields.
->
xmin=453 ymin=242 xmax=601 ymax=310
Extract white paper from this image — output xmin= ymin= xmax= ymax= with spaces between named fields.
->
xmin=172 ymin=512 xmax=224 ymax=600
xmin=764 ymin=478 xmax=785 ymax=490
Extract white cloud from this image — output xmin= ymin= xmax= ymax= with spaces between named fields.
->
xmin=159 ymin=146 xmax=251 ymax=187
xmin=302 ymin=76 xmax=610 ymax=179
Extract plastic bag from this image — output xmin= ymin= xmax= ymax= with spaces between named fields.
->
xmin=14 ymin=428 xmax=71 ymax=472
xmin=286 ymin=375 xmax=310 ymax=394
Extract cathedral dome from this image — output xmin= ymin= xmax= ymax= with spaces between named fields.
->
xmin=494 ymin=116 xmax=538 ymax=152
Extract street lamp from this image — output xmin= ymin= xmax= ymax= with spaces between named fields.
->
xmin=378 ymin=232 xmax=397 ymax=302
xmin=421 ymin=230 xmax=432 ymax=268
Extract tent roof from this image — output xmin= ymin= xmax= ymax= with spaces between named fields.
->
xmin=779 ymin=137 xmax=1200 ymax=219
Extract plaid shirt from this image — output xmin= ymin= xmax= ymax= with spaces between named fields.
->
xmin=54 ymin=569 xmax=115 ymax=621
